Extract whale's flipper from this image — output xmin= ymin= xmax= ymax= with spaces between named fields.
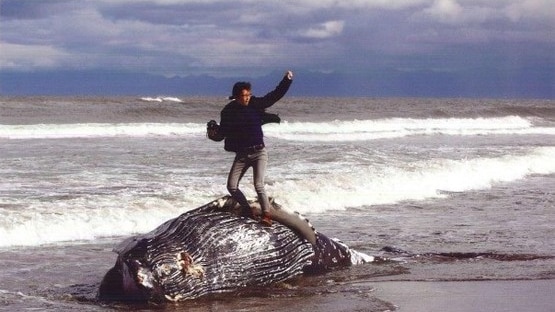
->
xmin=213 ymin=196 xmax=317 ymax=245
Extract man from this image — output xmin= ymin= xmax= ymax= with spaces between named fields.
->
xmin=219 ymin=70 xmax=293 ymax=226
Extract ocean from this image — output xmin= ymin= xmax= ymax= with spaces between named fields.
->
xmin=0 ymin=96 xmax=554 ymax=311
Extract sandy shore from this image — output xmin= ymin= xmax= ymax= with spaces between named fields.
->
xmin=375 ymin=279 xmax=555 ymax=312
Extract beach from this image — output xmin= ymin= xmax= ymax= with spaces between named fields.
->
xmin=1 ymin=96 xmax=554 ymax=311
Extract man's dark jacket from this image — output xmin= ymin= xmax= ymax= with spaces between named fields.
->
xmin=219 ymin=75 xmax=292 ymax=153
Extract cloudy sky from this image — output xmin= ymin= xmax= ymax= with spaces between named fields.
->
xmin=1 ymin=0 xmax=553 ymax=96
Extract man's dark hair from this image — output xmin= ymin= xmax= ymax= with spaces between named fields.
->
xmin=231 ymin=81 xmax=251 ymax=98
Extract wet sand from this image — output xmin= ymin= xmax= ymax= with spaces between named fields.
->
xmin=375 ymin=279 xmax=555 ymax=312
xmin=181 ymin=279 xmax=555 ymax=312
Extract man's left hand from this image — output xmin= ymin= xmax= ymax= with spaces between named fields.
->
xmin=286 ymin=70 xmax=293 ymax=80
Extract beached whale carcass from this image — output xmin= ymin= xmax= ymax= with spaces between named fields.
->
xmin=98 ymin=196 xmax=373 ymax=302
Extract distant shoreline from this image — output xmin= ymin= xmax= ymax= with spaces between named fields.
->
xmin=2 ymin=69 xmax=553 ymax=99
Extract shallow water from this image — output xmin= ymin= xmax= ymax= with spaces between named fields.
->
xmin=1 ymin=175 xmax=554 ymax=311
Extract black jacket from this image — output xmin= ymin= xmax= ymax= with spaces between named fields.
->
xmin=220 ymin=75 xmax=292 ymax=152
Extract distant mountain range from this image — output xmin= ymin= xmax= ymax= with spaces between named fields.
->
xmin=1 ymin=68 xmax=553 ymax=98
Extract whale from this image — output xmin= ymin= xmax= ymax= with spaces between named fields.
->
xmin=98 ymin=196 xmax=373 ymax=302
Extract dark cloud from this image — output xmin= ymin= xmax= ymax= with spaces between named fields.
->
xmin=98 ymin=2 xmax=234 ymax=26
xmin=0 ymin=0 xmax=76 ymax=20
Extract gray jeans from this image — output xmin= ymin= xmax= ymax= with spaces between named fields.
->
xmin=227 ymin=148 xmax=270 ymax=215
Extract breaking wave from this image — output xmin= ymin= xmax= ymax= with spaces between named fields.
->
xmin=1 ymin=116 xmax=553 ymax=140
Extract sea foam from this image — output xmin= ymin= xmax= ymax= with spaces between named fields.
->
xmin=264 ymin=116 xmax=554 ymax=141
xmin=270 ymin=146 xmax=555 ymax=213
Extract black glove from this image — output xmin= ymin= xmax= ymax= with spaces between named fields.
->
xmin=206 ymin=120 xmax=225 ymax=141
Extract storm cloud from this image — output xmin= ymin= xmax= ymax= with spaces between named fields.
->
xmin=1 ymin=0 xmax=553 ymax=96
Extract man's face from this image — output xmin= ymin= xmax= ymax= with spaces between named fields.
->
xmin=237 ymin=89 xmax=251 ymax=106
